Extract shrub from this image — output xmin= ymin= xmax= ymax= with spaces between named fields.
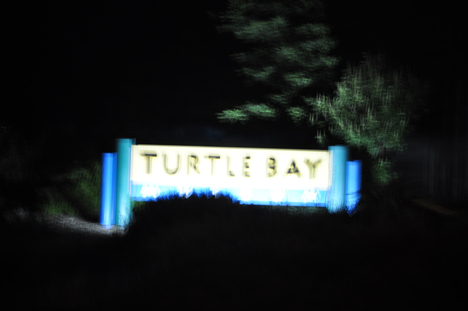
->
xmin=38 ymin=161 xmax=101 ymax=220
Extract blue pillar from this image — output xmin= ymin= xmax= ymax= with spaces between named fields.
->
xmin=115 ymin=139 xmax=134 ymax=227
xmin=100 ymin=153 xmax=117 ymax=227
xmin=328 ymin=146 xmax=347 ymax=212
xmin=346 ymin=160 xmax=362 ymax=214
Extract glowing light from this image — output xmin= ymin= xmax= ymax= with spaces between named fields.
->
xmin=269 ymin=188 xmax=286 ymax=202
xmin=239 ymin=188 xmax=253 ymax=202
xmin=210 ymin=186 xmax=222 ymax=197
xmin=131 ymin=145 xmax=331 ymax=192
xmin=177 ymin=186 xmax=193 ymax=198
xmin=301 ymin=188 xmax=321 ymax=203
xmin=140 ymin=184 xmax=160 ymax=199
xmin=129 ymin=145 xmax=357 ymax=210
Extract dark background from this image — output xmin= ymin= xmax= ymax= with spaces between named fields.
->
xmin=2 ymin=3 xmax=467 ymax=308
xmin=4 ymin=0 xmax=467 ymax=203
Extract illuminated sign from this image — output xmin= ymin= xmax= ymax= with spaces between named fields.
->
xmin=100 ymin=139 xmax=361 ymax=227
xmin=131 ymin=144 xmax=330 ymax=200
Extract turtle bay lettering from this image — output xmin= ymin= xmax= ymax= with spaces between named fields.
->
xmin=140 ymin=153 xmax=322 ymax=179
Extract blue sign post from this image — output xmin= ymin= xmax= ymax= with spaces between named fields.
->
xmin=346 ymin=160 xmax=362 ymax=214
xmin=114 ymin=139 xmax=134 ymax=227
xmin=99 ymin=153 xmax=117 ymax=227
xmin=328 ymin=146 xmax=347 ymax=212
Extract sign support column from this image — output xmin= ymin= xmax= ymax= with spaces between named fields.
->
xmin=100 ymin=153 xmax=117 ymax=227
xmin=115 ymin=139 xmax=134 ymax=227
xmin=328 ymin=146 xmax=347 ymax=212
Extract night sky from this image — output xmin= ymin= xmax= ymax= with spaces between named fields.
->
xmin=6 ymin=0 xmax=466 ymax=149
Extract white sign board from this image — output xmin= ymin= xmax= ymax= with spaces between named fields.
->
xmin=131 ymin=145 xmax=330 ymax=191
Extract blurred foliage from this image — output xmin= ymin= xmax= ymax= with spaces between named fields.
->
xmin=38 ymin=161 xmax=101 ymax=219
xmin=306 ymin=54 xmax=428 ymax=187
xmin=216 ymin=0 xmax=338 ymax=123
xmin=0 ymin=124 xmax=102 ymax=218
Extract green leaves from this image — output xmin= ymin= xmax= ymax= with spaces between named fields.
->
xmin=306 ymin=54 xmax=428 ymax=185
xmin=284 ymin=72 xmax=312 ymax=88
xmin=234 ymin=16 xmax=289 ymax=42
xmin=217 ymin=0 xmax=338 ymax=124
xmin=217 ymin=108 xmax=250 ymax=123
xmin=217 ymin=103 xmax=278 ymax=123
xmin=39 ymin=161 xmax=102 ymax=217
xmin=286 ymin=106 xmax=307 ymax=124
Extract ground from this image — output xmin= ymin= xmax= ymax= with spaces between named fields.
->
xmin=2 ymin=199 xmax=467 ymax=310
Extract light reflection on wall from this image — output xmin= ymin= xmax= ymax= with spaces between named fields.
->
xmin=133 ymin=185 xmax=329 ymax=207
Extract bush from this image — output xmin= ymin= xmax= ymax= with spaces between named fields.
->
xmin=307 ymin=54 xmax=428 ymax=187
xmin=38 ymin=161 xmax=101 ymax=220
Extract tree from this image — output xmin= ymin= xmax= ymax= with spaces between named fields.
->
xmin=216 ymin=0 xmax=338 ymax=124
xmin=305 ymin=54 xmax=428 ymax=186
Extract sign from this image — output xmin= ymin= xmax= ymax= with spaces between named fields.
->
xmin=100 ymin=139 xmax=361 ymax=227
xmin=132 ymin=144 xmax=330 ymax=197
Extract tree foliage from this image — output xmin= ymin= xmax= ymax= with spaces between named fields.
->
xmin=217 ymin=0 xmax=338 ymax=123
xmin=306 ymin=54 xmax=428 ymax=185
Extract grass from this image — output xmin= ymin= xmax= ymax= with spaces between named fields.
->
xmin=2 ymin=194 xmax=467 ymax=310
